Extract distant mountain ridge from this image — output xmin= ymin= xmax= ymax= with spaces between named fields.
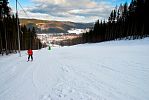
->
xmin=20 ymin=18 xmax=93 ymax=33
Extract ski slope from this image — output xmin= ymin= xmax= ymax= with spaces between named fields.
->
xmin=0 ymin=38 xmax=149 ymax=100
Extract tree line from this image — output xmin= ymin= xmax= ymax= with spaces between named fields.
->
xmin=62 ymin=0 xmax=148 ymax=46
xmin=0 ymin=0 xmax=43 ymax=55
xmin=81 ymin=0 xmax=149 ymax=43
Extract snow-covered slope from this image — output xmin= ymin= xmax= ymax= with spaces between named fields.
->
xmin=0 ymin=38 xmax=149 ymax=100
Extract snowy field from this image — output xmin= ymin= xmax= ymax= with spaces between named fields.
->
xmin=0 ymin=38 xmax=149 ymax=100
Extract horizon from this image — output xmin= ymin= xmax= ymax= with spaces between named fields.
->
xmin=9 ymin=0 xmax=131 ymax=23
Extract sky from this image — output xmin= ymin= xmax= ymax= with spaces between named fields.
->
xmin=9 ymin=0 xmax=131 ymax=22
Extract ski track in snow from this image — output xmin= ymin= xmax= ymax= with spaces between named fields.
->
xmin=0 ymin=38 xmax=149 ymax=100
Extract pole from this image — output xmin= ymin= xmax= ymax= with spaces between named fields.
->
xmin=16 ymin=0 xmax=21 ymax=56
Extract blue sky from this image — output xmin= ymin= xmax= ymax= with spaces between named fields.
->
xmin=9 ymin=0 xmax=33 ymax=9
xmin=9 ymin=0 xmax=131 ymax=22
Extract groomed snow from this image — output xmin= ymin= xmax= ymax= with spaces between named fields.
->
xmin=0 ymin=38 xmax=149 ymax=100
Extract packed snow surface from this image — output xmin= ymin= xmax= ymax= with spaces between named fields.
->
xmin=0 ymin=38 xmax=149 ymax=100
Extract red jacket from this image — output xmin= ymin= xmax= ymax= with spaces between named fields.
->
xmin=28 ymin=49 xmax=33 ymax=55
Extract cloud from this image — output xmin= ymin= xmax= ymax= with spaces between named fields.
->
xmin=18 ymin=0 xmax=115 ymax=22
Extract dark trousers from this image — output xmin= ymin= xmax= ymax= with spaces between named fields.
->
xmin=28 ymin=54 xmax=33 ymax=61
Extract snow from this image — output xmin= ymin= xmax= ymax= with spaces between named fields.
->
xmin=68 ymin=28 xmax=89 ymax=34
xmin=0 ymin=38 xmax=149 ymax=100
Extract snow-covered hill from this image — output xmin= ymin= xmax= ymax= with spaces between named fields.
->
xmin=0 ymin=38 xmax=149 ymax=100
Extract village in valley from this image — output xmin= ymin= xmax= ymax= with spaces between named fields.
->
xmin=36 ymin=23 xmax=90 ymax=46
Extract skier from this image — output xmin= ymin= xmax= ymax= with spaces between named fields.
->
xmin=27 ymin=49 xmax=33 ymax=61
xmin=48 ymin=45 xmax=51 ymax=50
